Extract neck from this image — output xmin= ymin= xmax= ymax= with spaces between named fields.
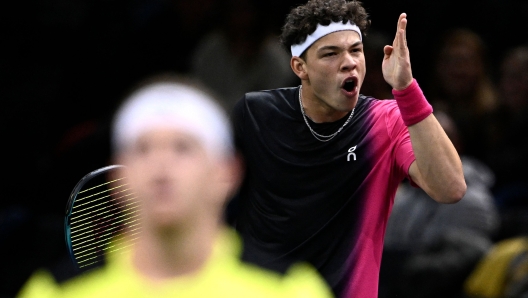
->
xmin=300 ymin=85 xmax=352 ymax=123
xmin=132 ymin=220 xmax=220 ymax=281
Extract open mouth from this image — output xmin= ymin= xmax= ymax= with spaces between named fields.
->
xmin=342 ymin=78 xmax=357 ymax=92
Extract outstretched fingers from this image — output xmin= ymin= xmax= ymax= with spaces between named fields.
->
xmin=383 ymin=13 xmax=413 ymax=90
xmin=390 ymin=13 xmax=408 ymax=53
xmin=396 ymin=13 xmax=407 ymax=32
xmin=397 ymin=13 xmax=408 ymax=50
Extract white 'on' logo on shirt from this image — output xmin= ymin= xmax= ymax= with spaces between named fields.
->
xmin=347 ymin=146 xmax=357 ymax=161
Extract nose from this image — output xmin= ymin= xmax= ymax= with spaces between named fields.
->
xmin=340 ymin=52 xmax=357 ymax=72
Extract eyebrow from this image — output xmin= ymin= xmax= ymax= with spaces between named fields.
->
xmin=317 ymin=41 xmax=363 ymax=53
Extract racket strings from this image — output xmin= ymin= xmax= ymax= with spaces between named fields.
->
xmin=70 ymin=196 xmax=139 ymax=233
xmin=72 ymin=225 xmax=141 ymax=268
xmin=71 ymin=214 xmax=141 ymax=244
xmin=70 ymin=199 xmax=140 ymax=242
xmin=72 ymin=225 xmax=142 ymax=252
xmin=77 ymin=177 xmax=126 ymax=198
xmin=71 ymin=187 xmax=132 ymax=217
xmin=77 ymin=237 xmax=141 ymax=267
xmin=68 ymin=176 xmax=141 ymax=269
xmin=73 ymin=229 xmax=142 ymax=262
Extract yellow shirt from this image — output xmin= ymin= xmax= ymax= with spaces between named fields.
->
xmin=17 ymin=229 xmax=333 ymax=298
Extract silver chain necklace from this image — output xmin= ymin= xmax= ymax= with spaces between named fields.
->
xmin=298 ymin=85 xmax=355 ymax=142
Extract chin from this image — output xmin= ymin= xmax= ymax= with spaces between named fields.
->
xmin=338 ymin=97 xmax=358 ymax=112
xmin=151 ymin=215 xmax=183 ymax=230
xmin=146 ymin=205 xmax=183 ymax=224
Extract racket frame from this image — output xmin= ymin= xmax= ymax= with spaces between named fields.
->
xmin=64 ymin=164 xmax=125 ymax=268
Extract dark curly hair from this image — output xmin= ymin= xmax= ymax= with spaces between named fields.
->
xmin=280 ymin=0 xmax=370 ymax=56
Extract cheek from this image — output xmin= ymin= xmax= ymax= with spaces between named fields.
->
xmin=126 ymin=167 xmax=150 ymax=194
xmin=308 ymin=65 xmax=336 ymax=93
xmin=309 ymin=60 xmax=335 ymax=76
xmin=179 ymin=159 xmax=214 ymax=191
xmin=360 ymin=58 xmax=367 ymax=73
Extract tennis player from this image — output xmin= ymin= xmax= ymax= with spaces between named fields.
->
xmin=230 ymin=1 xmax=467 ymax=297
xmin=16 ymin=75 xmax=333 ymax=298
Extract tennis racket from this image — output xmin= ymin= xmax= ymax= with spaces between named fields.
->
xmin=64 ymin=165 xmax=141 ymax=271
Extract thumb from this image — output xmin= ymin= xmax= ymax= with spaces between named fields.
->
xmin=383 ymin=45 xmax=393 ymax=59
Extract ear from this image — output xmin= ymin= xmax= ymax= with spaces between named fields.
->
xmin=223 ymin=153 xmax=243 ymax=201
xmin=210 ymin=153 xmax=244 ymax=208
xmin=291 ymin=56 xmax=309 ymax=80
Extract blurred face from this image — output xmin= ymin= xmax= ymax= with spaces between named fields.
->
xmin=500 ymin=55 xmax=528 ymax=109
xmin=437 ymin=45 xmax=483 ymax=97
xmin=302 ymin=30 xmax=366 ymax=114
xmin=117 ymin=129 xmax=234 ymax=229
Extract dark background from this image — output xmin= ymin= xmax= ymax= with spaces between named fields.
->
xmin=2 ymin=0 xmax=528 ymax=296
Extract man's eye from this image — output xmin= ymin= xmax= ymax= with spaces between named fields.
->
xmin=324 ymin=52 xmax=336 ymax=57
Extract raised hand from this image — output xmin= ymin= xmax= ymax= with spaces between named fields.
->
xmin=382 ymin=13 xmax=414 ymax=91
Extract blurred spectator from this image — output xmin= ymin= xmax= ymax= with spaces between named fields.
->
xmin=361 ymin=29 xmax=393 ymax=100
xmin=426 ymin=28 xmax=499 ymax=159
xmin=480 ymin=46 xmax=528 ymax=240
xmin=191 ymin=0 xmax=297 ymax=113
xmin=16 ymin=74 xmax=333 ymax=298
xmin=379 ymin=111 xmax=500 ymax=298
xmin=465 ymin=236 xmax=528 ymax=298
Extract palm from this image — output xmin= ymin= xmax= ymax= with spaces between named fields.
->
xmin=382 ymin=13 xmax=413 ymax=91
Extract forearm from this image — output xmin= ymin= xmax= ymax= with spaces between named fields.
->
xmin=393 ymin=80 xmax=466 ymax=203
xmin=407 ymin=115 xmax=466 ymax=203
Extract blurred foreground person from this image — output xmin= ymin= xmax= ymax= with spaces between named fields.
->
xmin=16 ymin=74 xmax=333 ymax=298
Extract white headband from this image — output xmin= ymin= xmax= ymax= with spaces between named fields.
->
xmin=290 ymin=21 xmax=362 ymax=57
xmin=112 ymin=82 xmax=233 ymax=158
